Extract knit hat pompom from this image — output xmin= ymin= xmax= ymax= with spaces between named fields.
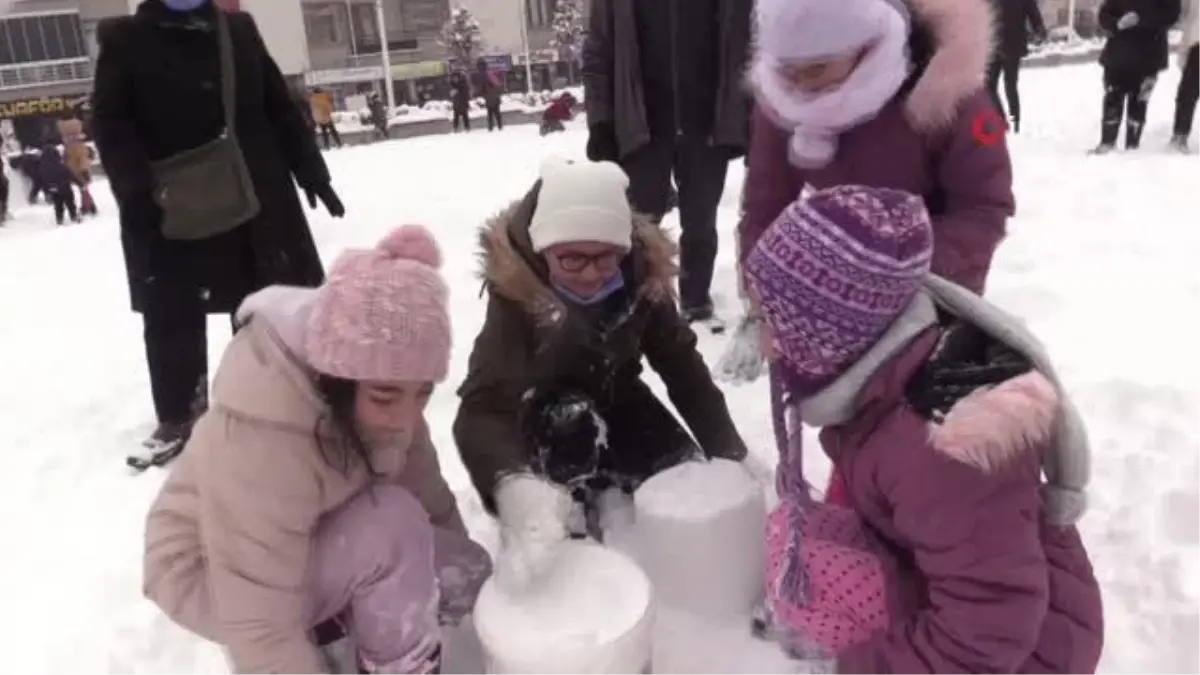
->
xmin=305 ymin=226 xmax=452 ymax=384
xmin=376 ymin=224 xmax=442 ymax=268
xmin=746 ymin=185 xmax=933 ymax=397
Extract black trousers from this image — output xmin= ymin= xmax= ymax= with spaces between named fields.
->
xmin=987 ymin=52 xmax=1023 ymax=127
xmin=50 ymin=189 xmax=78 ymax=224
xmin=1100 ymin=68 xmax=1158 ymax=148
xmin=0 ymin=174 xmax=8 ymax=220
xmin=318 ymin=122 xmax=342 ymax=149
xmin=1174 ymin=45 xmax=1199 ymax=139
xmin=621 ymin=136 xmax=729 ymax=310
xmin=143 ymin=300 xmax=240 ymax=426
xmin=485 ymin=104 xmax=503 ymax=131
xmin=452 ymin=109 xmax=470 ymax=131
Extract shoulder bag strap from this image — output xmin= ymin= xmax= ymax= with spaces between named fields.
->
xmin=214 ymin=10 xmax=237 ymax=133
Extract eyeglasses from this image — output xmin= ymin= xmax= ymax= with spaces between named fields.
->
xmin=554 ymin=251 xmax=623 ymax=273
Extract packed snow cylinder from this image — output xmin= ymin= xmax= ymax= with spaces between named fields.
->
xmin=474 ymin=540 xmax=654 ymax=674
xmin=633 ymin=458 xmax=767 ymax=618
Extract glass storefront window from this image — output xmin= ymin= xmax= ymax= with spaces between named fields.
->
xmin=0 ymin=13 xmax=88 ymax=66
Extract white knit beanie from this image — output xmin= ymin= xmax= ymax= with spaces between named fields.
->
xmin=528 ymin=156 xmax=633 ymax=253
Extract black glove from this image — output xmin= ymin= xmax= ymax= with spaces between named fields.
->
xmin=521 ymin=388 xmax=604 ymax=487
xmin=585 ymin=122 xmax=619 ymax=163
xmin=304 ymin=183 xmax=345 ymax=218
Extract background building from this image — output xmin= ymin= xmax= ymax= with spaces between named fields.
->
xmin=300 ymin=0 xmax=577 ymax=107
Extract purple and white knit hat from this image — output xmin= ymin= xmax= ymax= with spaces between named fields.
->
xmin=746 ymin=185 xmax=933 ymax=397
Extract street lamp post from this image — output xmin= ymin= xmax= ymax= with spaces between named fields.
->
xmin=375 ymin=0 xmax=396 ymax=110
xmin=518 ymin=0 xmax=534 ymax=93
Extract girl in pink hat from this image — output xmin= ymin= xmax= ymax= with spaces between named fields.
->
xmin=142 ymin=225 xmax=491 ymax=674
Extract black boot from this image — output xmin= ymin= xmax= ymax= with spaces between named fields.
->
xmin=1125 ymin=120 xmax=1144 ymax=150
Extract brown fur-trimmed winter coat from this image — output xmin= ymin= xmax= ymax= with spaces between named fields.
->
xmin=452 ymin=183 xmax=748 ymax=511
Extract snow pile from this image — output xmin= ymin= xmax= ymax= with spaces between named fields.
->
xmin=633 ymin=459 xmax=767 ymax=619
xmin=474 ymin=540 xmax=654 ymax=673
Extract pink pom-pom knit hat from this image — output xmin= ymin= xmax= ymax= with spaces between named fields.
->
xmin=304 ymin=225 xmax=452 ymax=384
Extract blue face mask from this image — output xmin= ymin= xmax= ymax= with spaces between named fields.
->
xmin=161 ymin=0 xmax=208 ymax=12
xmin=553 ymin=271 xmax=626 ymax=306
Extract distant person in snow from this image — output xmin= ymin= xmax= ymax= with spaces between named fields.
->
xmin=37 ymin=146 xmax=81 ymax=225
xmin=91 ymin=0 xmax=343 ymax=465
xmin=310 ymin=87 xmax=343 ymax=150
xmin=539 ymin=90 xmax=577 ymax=135
xmin=1170 ymin=0 xmax=1198 ymax=151
xmin=58 ymin=117 xmax=98 ymax=216
xmin=475 ymin=57 xmax=505 ymax=131
xmin=986 ymin=0 xmax=1047 ymax=132
xmin=367 ymin=91 xmax=390 ymax=140
xmin=1092 ymin=0 xmax=1182 ymax=153
xmin=142 ymin=226 xmax=491 ymax=674
xmin=747 ymin=185 xmax=1103 ymax=674
xmin=453 ymin=157 xmax=748 ymax=588
xmin=450 ymin=71 xmax=472 ymax=132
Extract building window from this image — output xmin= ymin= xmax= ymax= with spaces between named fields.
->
xmin=526 ymin=0 xmax=556 ymax=28
xmin=304 ymin=6 xmax=341 ymax=46
xmin=0 ymin=13 xmax=87 ymax=65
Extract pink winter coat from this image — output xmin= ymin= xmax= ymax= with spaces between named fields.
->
xmin=739 ymin=0 xmax=1015 ymax=295
xmin=143 ymin=296 xmax=465 ymax=673
xmin=808 ymin=286 xmax=1104 ymax=673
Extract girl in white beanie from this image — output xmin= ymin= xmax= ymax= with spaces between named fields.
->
xmin=454 ymin=157 xmax=749 ymax=588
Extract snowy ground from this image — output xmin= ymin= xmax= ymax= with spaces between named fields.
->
xmin=0 ymin=62 xmax=1196 ymax=673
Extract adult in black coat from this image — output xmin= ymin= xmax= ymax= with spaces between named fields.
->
xmin=986 ymin=0 xmax=1046 ymax=132
xmin=91 ymin=0 xmax=345 ymax=454
xmin=1093 ymin=0 xmax=1182 ymax=151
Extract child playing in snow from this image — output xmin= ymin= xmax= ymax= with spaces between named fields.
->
xmin=1092 ymin=0 xmax=1181 ymax=153
xmin=143 ymin=226 xmax=491 ymax=674
xmin=453 ymin=157 xmax=749 ymax=588
xmin=745 ymin=185 xmax=1104 ymax=673
xmin=539 ymin=91 xmax=577 ymax=135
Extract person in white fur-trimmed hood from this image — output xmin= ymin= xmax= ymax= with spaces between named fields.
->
xmin=453 ymin=157 xmax=749 ymax=589
xmin=1171 ymin=0 xmax=1198 ymax=151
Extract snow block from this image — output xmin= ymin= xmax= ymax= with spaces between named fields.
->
xmin=633 ymin=459 xmax=768 ymax=618
xmin=474 ymin=540 xmax=654 ymax=673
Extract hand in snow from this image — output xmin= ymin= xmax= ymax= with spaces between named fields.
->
xmin=493 ymin=474 xmax=573 ymax=592
xmin=716 ymin=313 xmax=766 ymax=385
xmin=1117 ymin=11 xmax=1139 ymax=29
xmin=305 ymin=183 xmax=345 ymax=218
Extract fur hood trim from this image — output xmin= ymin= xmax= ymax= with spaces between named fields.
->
xmin=929 ymin=371 xmax=1059 ymax=474
xmin=476 ymin=196 xmax=678 ymax=326
xmin=904 ymin=0 xmax=997 ymax=131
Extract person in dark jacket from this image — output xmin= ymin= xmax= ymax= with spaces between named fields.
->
xmin=581 ymin=0 xmax=753 ymax=324
xmin=450 ymin=71 xmax=472 ymax=132
xmin=1093 ymin=0 xmax=1183 ymax=152
xmin=366 ymin=91 xmax=389 ymax=140
xmin=91 ymin=0 xmax=344 ymax=460
xmin=475 ymin=58 xmax=504 ymax=131
xmin=453 ymin=157 xmax=749 ymax=588
xmin=37 ymin=146 xmax=81 ymax=225
xmin=987 ymin=0 xmax=1047 ymax=132
xmin=1171 ymin=0 xmax=1198 ymax=151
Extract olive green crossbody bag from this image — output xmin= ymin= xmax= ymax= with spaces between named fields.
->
xmin=151 ymin=10 xmax=260 ymax=241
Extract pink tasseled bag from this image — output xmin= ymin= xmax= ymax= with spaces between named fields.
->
xmin=763 ymin=365 xmax=893 ymax=657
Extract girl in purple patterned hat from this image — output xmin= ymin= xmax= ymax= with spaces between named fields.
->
xmin=745 ymin=184 xmax=1103 ymax=674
